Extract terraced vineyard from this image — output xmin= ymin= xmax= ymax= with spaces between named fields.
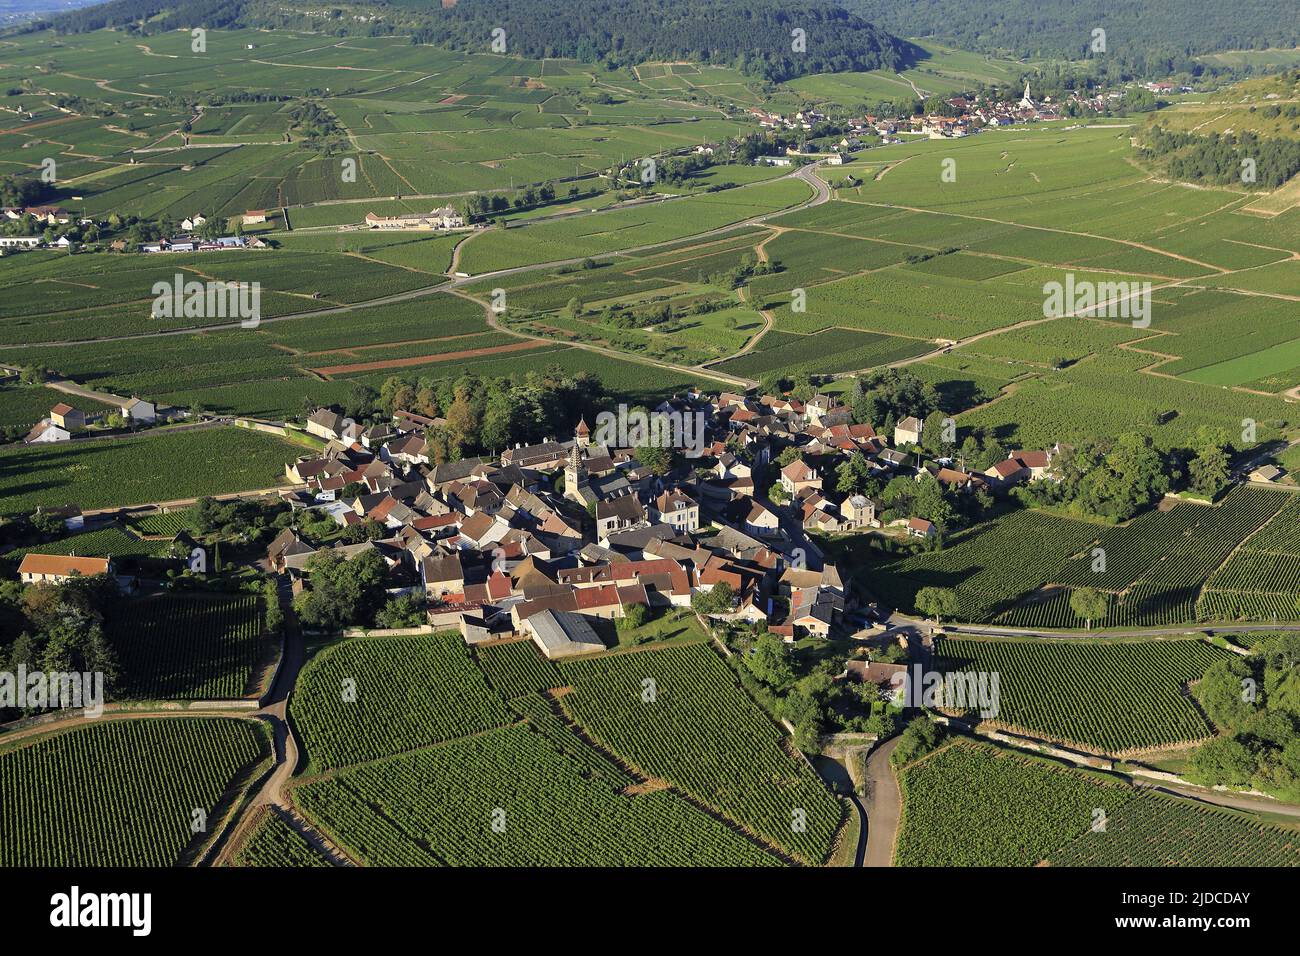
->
xmin=295 ymin=724 xmax=783 ymax=866
xmin=108 ymin=593 xmax=267 ymax=700
xmin=233 ymin=809 xmax=332 ymax=868
xmin=290 ymin=634 xmax=513 ymax=769
xmin=896 ymin=740 xmax=1300 ymax=867
xmin=474 ymin=639 xmax=565 ymax=699
xmin=0 ymin=719 xmax=270 ymax=867
xmin=556 ymin=643 xmax=843 ymax=864
xmin=934 ymin=637 xmax=1230 ymax=754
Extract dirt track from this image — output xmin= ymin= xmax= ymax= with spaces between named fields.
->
xmin=311 ymin=339 xmax=549 ymax=376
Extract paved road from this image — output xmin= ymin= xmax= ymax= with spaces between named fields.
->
xmin=863 ymin=736 xmax=902 ymax=867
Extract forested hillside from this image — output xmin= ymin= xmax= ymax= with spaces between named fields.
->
xmin=30 ymin=0 xmax=911 ymax=81
xmin=848 ymin=0 xmax=1300 ymax=74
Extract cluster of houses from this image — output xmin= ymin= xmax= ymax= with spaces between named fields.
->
xmin=24 ymin=396 xmax=158 ymax=444
xmin=249 ymin=391 xmax=1061 ymax=660
xmin=137 ymin=234 xmax=266 ymax=254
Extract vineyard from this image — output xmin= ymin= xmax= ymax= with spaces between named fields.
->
xmin=897 ymin=740 xmax=1300 ymax=867
xmin=874 ymin=488 xmax=1292 ymax=628
xmin=294 ymin=723 xmax=783 ymax=866
xmin=1048 ymin=792 xmax=1300 ymax=866
xmin=474 ymin=639 xmax=565 ymax=700
xmin=290 ymin=634 xmax=513 ymax=770
xmin=895 ymin=741 xmax=1137 ymax=866
xmin=1199 ymin=496 xmax=1300 ymax=622
xmin=555 ymin=643 xmax=843 ymax=864
xmin=933 ymin=637 xmax=1230 ymax=754
xmin=128 ymin=509 xmax=202 ymax=538
xmin=0 ymin=719 xmax=270 ymax=867
xmin=108 ymin=593 xmax=267 ymax=700
xmin=233 ymin=808 xmax=332 ymax=868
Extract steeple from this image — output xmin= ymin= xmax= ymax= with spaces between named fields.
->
xmin=575 ymin=416 xmax=590 ymax=447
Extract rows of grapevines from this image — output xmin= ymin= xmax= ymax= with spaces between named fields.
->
xmin=290 ymin=634 xmax=512 ymax=770
xmin=895 ymin=741 xmax=1137 ymax=866
xmin=1198 ymin=496 xmax=1300 ymax=622
xmin=295 ymin=776 xmax=441 ymax=866
xmin=474 ymin=639 xmax=564 ymax=699
xmin=507 ymin=693 xmax=634 ymax=787
xmin=0 ymin=718 xmax=268 ymax=867
xmin=234 ymin=808 xmax=331 ymax=867
xmin=1206 ymin=551 xmax=1300 ymax=593
xmin=1053 ymin=504 xmax=1203 ymax=590
xmin=555 ymin=643 xmax=842 ymax=864
xmin=1048 ymin=793 xmax=1300 ymax=866
xmin=108 ymin=594 xmax=264 ymax=699
xmin=1240 ymin=497 xmax=1300 ymax=552
xmin=296 ymin=724 xmax=784 ymax=866
xmin=128 ymin=508 xmax=201 ymax=537
xmin=1198 ymin=590 xmax=1300 ymax=622
xmin=935 ymin=637 xmax=1229 ymax=753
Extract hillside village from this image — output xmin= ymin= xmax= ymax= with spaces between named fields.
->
xmin=10 ymin=388 xmax=1070 ymax=668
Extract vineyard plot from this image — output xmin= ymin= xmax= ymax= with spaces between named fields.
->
xmin=295 ymin=724 xmax=783 ymax=867
xmin=290 ymin=633 xmax=513 ymax=770
xmin=108 ymin=593 xmax=266 ymax=700
xmin=934 ymin=637 xmax=1230 ymax=753
xmin=0 ymin=718 xmax=269 ymax=867
xmin=233 ymin=808 xmax=332 ymax=868
xmin=555 ymin=643 xmax=843 ymax=864
xmin=896 ymin=740 xmax=1300 ymax=867
xmin=1048 ymin=792 xmax=1300 ymax=867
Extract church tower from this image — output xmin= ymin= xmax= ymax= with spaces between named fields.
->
xmin=575 ymin=416 xmax=590 ymax=448
xmin=564 ymin=442 xmax=586 ymax=503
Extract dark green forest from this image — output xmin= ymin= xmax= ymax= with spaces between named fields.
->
xmin=1140 ymin=125 xmax=1300 ymax=189
xmin=29 ymin=0 xmax=911 ymax=81
xmin=849 ymin=0 xmax=1300 ymax=75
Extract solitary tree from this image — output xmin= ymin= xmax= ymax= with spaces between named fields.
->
xmin=1070 ymin=587 xmax=1109 ymax=630
xmin=915 ymin=586 xmax=958 ymax=625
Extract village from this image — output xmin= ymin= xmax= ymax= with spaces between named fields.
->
xmin=13 ymin=388 xmax=1070 ymax=681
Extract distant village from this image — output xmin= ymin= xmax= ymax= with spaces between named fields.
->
xmin=748 ymin=81 xmax=1139 ymax=154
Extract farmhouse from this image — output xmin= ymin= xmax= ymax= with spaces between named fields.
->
xmin=894 ymin=416 xmax=924 ymax=446
xmin=121 ymin=397 xmax=156 ymax=425
xmin=24 ymin=419 xmax=70 ymax=444
xmin=243 ymin=210 xmax=269 ymax=224
xmin=50 ymin=403 xmax=85 ymax=430
xmin=18 ymin=553 xmax=113 ymax=585
xmin=364 ymin=206 xmax=465 ymax=231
